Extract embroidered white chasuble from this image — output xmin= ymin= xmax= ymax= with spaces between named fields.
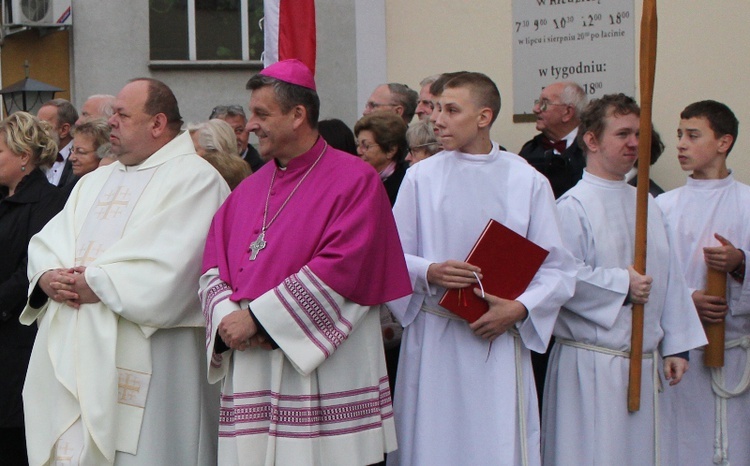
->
xmin=21 ymin=132 xmax=229 ymax=465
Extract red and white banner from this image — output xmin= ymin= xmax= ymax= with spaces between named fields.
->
xmin=263 ymin=0 xmax=317 ymax=74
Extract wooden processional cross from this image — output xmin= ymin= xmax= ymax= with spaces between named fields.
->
xmin=627 ymin=0 xmax=657 ymax=413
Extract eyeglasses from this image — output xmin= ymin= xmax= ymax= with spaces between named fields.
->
xmin=71 ymin=146 xmax=96 ymax=156
xmin=419 ymin=99 xmax=435 ymax=111
xmin=534 ymin=99 xmax=569 ymax=112
xmin=365 ymin=101 xmax=398 ymax=111
xmin=356 ymin=140 xmax=376 ymax=151
xmin=209 ymin=105 xmax=246 ymax=119
xmin=408 ymin=142 xmax=437 ymax=155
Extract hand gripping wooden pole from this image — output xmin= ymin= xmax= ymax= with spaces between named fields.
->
xmin=703 ymin=268 xmax=727 ymax=367
xmin=628 ymin=0 xmax=658 ymax=413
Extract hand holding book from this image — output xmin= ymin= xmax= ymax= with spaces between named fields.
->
xmin=469 ymin=289 xmax=528 ymax=341
xmin=426 ymin=260 xmax=482 ymax=289
xmin=438 ymin=219 xmax=549 ymax=323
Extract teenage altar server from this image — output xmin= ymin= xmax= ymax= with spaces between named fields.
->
xmin=388 ymin=72 xmax=576 ymax=466
xmin=657 ymin=100 xmax=750 ymax=466
xmin=542 ymin=94 xmax=706 ymax=466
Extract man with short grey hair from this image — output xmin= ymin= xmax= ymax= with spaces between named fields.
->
xmin=519 ymin=81 xmax=587 ymax=198
xmin=75 ymin=94 xmax=116 ymax=126
xmin=363 ymin=83 xmax=419 ymax=123
xmin=415 ymin=74 xmax=440 ymax=120
xmin=209 ymin=104 xmax=265 ymax=172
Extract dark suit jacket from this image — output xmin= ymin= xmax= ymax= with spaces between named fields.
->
xmin=57 ymin=157 xmax=79 ymax=189
xmin=628 ymin=174 xmax=665 ymax=197
xmin=0 ymin=169 xmax=65 ymax=427
xmin=383 ymin=162 xmax=407 ymax=206
xmin=243 ymin=144 xmax=266 ymax=173
xmin=519 ymin=134 xmax=586 ymax=199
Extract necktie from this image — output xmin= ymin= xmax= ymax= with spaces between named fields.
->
xmin=56 ymin=153 xmax=64 ymax=162
xmin=541 ymin=137 xmax=568 ymax=154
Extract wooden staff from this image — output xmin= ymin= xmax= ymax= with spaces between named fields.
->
xmin=628 ymin=0 xmax=658 ymax=413
xmin=703 ymin=268 xmax=727 ymax=367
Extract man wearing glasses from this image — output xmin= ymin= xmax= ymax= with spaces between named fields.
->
xmin=519 ymin=81 xmax=587 ymax=199
xmin=362 ymin=83 xmax=419 ymax=124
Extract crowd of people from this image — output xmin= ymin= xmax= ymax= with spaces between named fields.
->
xmin=0 ymin=58 xmax=747 ymax=466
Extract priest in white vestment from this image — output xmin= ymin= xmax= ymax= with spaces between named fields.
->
xmin=542 ymin=94 xmax=706 ymax=466
xmin=656 ymin=100 xmax=750 ymax=466
xmin=21 ymin=78 xmax=229 ymax=465
xmin=199 ymin=60 xmax=412 ymax=466
xmin=388 ymin=72 xmax=576 ymax=466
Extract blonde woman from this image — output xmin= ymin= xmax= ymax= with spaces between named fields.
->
xmin=0 ymin=112 xmax=64 ymax=464
xmin=189 ymin=119 xmax=251 ymax=190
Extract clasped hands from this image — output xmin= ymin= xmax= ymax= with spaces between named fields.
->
xmin=218 ymin=309 xmax=273 ymax=351
xmin=39 ymin=267 xmax=100 ymax=309
xmin=427 ymin=260 xmax=528 ymax=341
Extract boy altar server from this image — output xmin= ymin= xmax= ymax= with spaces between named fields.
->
xmin=542 ymin=94 xmax=706 ymax=466
xmin=388 ymin=72 xmax=576 ymax=465
xmin=657 ymin=100 xmax=750 ymax=466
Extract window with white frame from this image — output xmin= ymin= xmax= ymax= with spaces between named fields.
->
xmin=149 ymin=0 xmax=263 ymax=62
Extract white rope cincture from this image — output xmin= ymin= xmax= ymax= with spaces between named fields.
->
xmin=702 ymin=335 xmax=750 ymax=466
xmin=511 ymin=328 xmax=530 ymax=466
xmin=555 ymin=338 xmax=661 ymax=466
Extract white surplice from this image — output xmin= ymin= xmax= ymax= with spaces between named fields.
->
xmin=387 ymin=144 xmax=576 ymax=466
xmin=656 ymin=173 xmax=750 ymax=466
xmin=542 ymin=171 xmax=706 ymax=466
xmin=21 ymin=132 xmax=230 ymax=465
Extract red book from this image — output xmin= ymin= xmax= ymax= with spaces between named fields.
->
xmin=438 ymin=219 xmax=549 ymax=323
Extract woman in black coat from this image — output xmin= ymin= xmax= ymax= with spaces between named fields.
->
xmin=0 ymin=112 xmax=63 ymax=465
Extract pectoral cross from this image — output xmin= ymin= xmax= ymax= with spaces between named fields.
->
xmin=249 ymin=231 xmax=267 ymax=260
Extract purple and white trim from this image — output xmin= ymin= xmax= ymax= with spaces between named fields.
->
xmin=275 ymin=267 xmax=353 ymax=359
xmin=219 ymin=376 xmax=393 ymax=438
xmin=199 ymin=275 xmax=232 ymax=349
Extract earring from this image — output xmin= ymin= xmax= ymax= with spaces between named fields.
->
xmin=21 ymin=165 xmax=26 ymax=171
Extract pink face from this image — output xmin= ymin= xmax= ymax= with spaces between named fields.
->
xmin=222 ymin=114 xmax=250 ymax=153
xmin=415 ymin=84 xmax=435 ymax=120
xmin=532 ymin=83 xmax=569 ymax=138
xmin=405 ymin=146 xmax=431 ymax=166
xmin=356 ymin=129 xmax=394 ymax=172
xmin=433 ymin=87 xmax=486 ymax=154
xmin=108 ymin=81 xmax=156 ymax=166
xmin=363 ymin=85 xmax=399 ymax=117
xmin=70 ymin=133 xmax=101 ymax=177
xmin=245 ymin=85 xmax=297 ymax=161
xmin=0 ymin=135 xmax=28 ymax=193
xmin=584 ymin=111 xmax=640 ymax=180
xmin=676 ymin=117 xmax=729 ymax=179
